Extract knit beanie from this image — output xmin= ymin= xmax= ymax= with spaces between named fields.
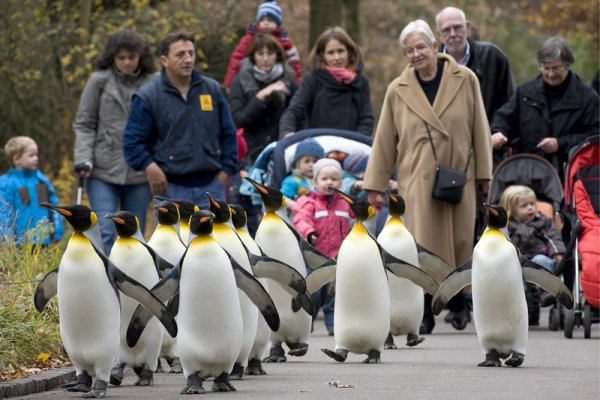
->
xmin=293 ymin=138 xmax=324 ymax=167
xmin=343 ymin=152 xmax=369 ymax=174
xmin=256 ymin=0 xmax=283 ymax=26
xmin=313 ymin=158 xmax=342 ymax=179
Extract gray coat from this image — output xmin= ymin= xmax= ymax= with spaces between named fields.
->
xmin=73 ymin=69 xmax=154 ymax=185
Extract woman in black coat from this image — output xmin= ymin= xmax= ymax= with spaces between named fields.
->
xmin=279 ymin=26 xmax=374 ymax=137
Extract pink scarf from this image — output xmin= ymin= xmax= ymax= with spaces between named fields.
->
xmin=325 ymin=66 xmax=356 ymax=84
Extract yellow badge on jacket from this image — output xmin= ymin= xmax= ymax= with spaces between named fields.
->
xmin=199 ymin=94 xmax=213 ymax=111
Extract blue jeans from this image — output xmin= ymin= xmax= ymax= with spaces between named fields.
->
xmin=86 ymin=178 xmax=152 ymax=253
xmin=164 ymin=179 xmax=226 ymax=210
xmin=532 ymin=254 xmax=555 ymax=274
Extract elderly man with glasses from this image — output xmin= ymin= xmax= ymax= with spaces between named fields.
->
xmin=491 ymin=36 xmax=599 ymax=179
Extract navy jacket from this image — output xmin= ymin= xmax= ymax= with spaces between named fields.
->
xmin=123 ymin=70 xmax=237 ymax=186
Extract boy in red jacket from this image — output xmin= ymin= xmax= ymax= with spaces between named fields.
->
xmin=224 ymin=0 xmax=301 ymax=89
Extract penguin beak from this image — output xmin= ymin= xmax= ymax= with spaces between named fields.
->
xmin=484 ymin=203 xmax=499 ymax=217
xmin=245 ymin=177 xmax=268 ymax=195
xmin=40 ymin=202 xmax=72 ymax=217
xmin=332 ymin=188 xmax=353 ymax=205
xmin=206 ymin=193 xmax=220 ymax=209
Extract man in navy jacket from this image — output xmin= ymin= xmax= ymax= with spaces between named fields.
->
xmin=123 ymin=31 xmax=237 ymax=208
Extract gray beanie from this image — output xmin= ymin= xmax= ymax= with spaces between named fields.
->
xmin=313 ymin=158 xmax=342 ymax=178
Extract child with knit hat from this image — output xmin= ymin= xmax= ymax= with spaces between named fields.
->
xmin=341 ymin=151 xmax=369 ymax=199
xmin=280 ymin=138 xmax=324 ymax=211
xmin=293 ymin=157 xmax=354 ymax=335
xmin=223 ymin=0 xmax=301 ymax=89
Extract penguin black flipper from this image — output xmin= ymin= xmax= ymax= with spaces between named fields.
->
xmin=229 ymin=253 xmax=280 ymax=332
xmin=520 ymin=256 xmax=574 ymax=309
xmin=381 ymin=247 xmax=439 ymax=296
xmin=416 ymin=243 xmax=455 ymax=284
xmin=108 ymin=262 xmax=177 ymax=338
xmin=140 ymin=241 xmax=175 ymax=277
xmin=306 ymin=261 xmax=337 ymax=295
xmin=125 ymin=263 xmax=182 ymax=347
xmin=431 ymin=260 xmax=473 ymax=315
xmin=249 ymin=252 xmax=307 ymax=294
xmin=33 ymin=268 xmax=58 ymax=312
xmin=281 ymin=218 xmax=332 ymax=268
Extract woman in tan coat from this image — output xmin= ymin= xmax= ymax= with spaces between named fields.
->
xmin=363 ymin=20 xmax=492 ymax=334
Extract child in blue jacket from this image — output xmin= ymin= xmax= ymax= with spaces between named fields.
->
xmin=0 ymin=136 xmax=63 ymax=245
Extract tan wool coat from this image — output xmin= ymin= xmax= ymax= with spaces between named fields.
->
xmin=364 ymin=53 xmax=492 ymax=267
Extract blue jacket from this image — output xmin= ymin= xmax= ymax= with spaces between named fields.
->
xmin=123 ymin=69 xmax=237 ymax=186
xmin=0 ymin=169 xmax=64 ymax=245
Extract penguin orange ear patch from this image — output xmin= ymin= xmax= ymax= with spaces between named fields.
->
xmin=56 ymin=208 xmax=73 ymax=217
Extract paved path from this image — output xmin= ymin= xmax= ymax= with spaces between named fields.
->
xmin=12 ymin=308 xmax=600 ymax=399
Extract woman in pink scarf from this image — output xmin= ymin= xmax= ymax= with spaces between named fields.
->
xmin=279 ymin=27 xmax=374 ymax=137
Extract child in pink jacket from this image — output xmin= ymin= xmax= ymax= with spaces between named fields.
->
xmin=293 ymin=158 xmax=354 ymax=335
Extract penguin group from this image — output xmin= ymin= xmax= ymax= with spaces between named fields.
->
xmin=33 ymin=182 xmax=575 ymax=397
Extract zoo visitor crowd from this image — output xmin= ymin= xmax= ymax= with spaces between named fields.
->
xmin=1 ymin=0 xmax=599 ymax=340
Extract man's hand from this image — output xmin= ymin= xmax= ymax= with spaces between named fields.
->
xmin=145 ymin=162 xmax=167 ymax=195
xmin=537 ymin=137 xmax=559 ymax=154
xmin=366 ymin=190 xmax=385 ymax=211
xmin=491 ymin=132 xmax=508 ymax=150
xmin=74 ymin=162 xmax=93 ymax=178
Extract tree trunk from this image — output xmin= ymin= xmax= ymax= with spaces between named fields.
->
xmin=309 ymin=0 xmax=343 ymax=48
xmin=343 ymin=0 xmax=360 ymax=44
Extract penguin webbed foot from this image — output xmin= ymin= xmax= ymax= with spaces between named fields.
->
xmin=65 ymin=372 xmax=92 ymax=392
xmin=229 ymin=362 xmax=245 ymax=380
xmin=133 ymin=366 xmax=154 ymax=386
xmin=406 ymin=332 xmax=425 ymax=347
xmin=384 ymin=333 xmax=397 ymax=349
xmin=478 ymin=350 xmax=502 ymax=367
xmin=81 ymin=380 xmax=107 ymax=398
xmin=168 ymin=357 xmax=183 ymax=373
xmin=181 ymin=373 xmax=205 ymax=394
xmin=321 ymin=348 xmax=348 ymax=363
xmin=505 ymin=352 xmax=525 ymax=367
xmin=287 ymin=342 xmax=309 ymax=357
xmin=263 ymin=343 xmax=286 ymax=362
xmin=362 ymin=350 xmax=381 ymax=364
xmin=109 ymin=365 xmax=124 ymax=386
xmin=245 ymin=358 xmax=267 ymax=375
xmin=212 ymin=373 xmax=236 ymax=392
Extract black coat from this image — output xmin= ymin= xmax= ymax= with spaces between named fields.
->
xmin=229 ymin=61 xmax=297 ymax=163
xmin=491 ymin=71 xmax=599 ymax=174
xmin=278 ymin=67 xmax=374 ymax=137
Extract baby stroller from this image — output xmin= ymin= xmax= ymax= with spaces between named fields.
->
xmin=488 ymin=153 xmax=564 ymax=327
xmin=558 ymin=135 xmax=600 ymax=339
xmin=239 ymin=127 xmax=373 ymax=210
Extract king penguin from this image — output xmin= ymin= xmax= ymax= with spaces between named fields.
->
xmin=245 ymin=177 xmax=314 ymax=362
xmin=33 ymin=203 xmax=176 ymax=398
xmin=106 ymin=211 xmax=164 ymax=387
xmin=432 ymin=203 xmax=573 ymax=367
xmin=154 ymin=196 xmax=198 ymax=245
xmin=147 ymin=199 xmax=186 ymax=373
xmin=320 ymin=190 xmax=437 ymax=363
xmin=377 ymin=192 xmax=425 ymax=349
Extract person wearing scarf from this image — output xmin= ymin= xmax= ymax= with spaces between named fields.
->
xmin=279 ymin=26 xmax=374 ymax=137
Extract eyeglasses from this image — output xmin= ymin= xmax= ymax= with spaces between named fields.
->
xmin=539 ymin=64 xmax=567 ymax=74
xmin=404 ymin=43 xmax=431 ymax=56
xmin=440 ymin=23 xmax=465 ymax=35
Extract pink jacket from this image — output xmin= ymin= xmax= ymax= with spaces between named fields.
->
xmin=293 ymin=192 xmax=354 ymax=259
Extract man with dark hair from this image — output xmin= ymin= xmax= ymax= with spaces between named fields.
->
xmin=436 ymin=6 xmax=515 ymax=164
xmin=123 ymin=31 xmax=237 ymax=208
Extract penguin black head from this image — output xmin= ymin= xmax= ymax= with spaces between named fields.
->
xmin=484 ymin=203 xmax=508 ymax=229
xmin=332 ymin=188 xmax=375 ymax=222
xmin=206 ymin=193 xmax=232 ymax=224
xmin=245 ymin=177 xmax=285 ymax=212
xmin=106 ymin=211 xmax=139 ymax=238
xmin=189 ymin=210 xmax=215 ymax=235
xmin=386 ymin=191 xmax=406 ymax=217
xmin=154 ymin=200 xmax=180 ymax=225
xmin=155 ymin=196 xmax=198 ymax=224
xmin=40 ymin=203 xmax=97 ymax=232
xmin=229 ymin=204 xmax=247 ymax=229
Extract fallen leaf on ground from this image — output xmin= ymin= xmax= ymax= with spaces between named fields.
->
xmin=328 ymin=380 xmax=355 ymax=388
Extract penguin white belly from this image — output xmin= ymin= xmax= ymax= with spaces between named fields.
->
xmin=57 ymin=237 xmax=120 ymax=380
xmin=177 ymin=238 xmax=243 ymax=379
xmin=378 ymin=221 xmax=423 ymax=335
xmin=255 ymin=214 xmax=311 ymax=343
xmin=109 ymin=238 xmax=162 ymax=370
xmin=212 ymin=226 xmax=258 ymax=368
xmin=335 ymin=227 xmax=390 ymax=354
xmin=472 ymin=236 xmax=528 ymax=357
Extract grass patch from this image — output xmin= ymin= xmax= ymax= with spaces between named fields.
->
xmin=0 ymin=234 xmax=70 ymax=380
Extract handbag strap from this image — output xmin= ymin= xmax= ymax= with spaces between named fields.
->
xmin=424 ymin=122 xmax=472 ymax=173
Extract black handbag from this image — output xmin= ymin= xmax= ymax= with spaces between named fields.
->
xmin=425 ymin=123 xmax=471 ymax=204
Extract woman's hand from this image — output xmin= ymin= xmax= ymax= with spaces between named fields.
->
xmin=256 ymin=80 xmax=289 ymax=101
xmin=366 ymin=190 xmax=385 ymax=211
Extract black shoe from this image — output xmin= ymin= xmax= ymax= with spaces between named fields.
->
xmin=419 ymin=320 xmax=434 ymax=334
xmin=451 ymin=309 xmax=470 ymax=330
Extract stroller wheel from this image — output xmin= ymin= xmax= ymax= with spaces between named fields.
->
xmin=549 ymin=307 xmax=560 ymax=331
xmin=583 ymin=304 xmax=592 ymax=339
xmin=564 ymin=308 xmax=575 ymax=338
